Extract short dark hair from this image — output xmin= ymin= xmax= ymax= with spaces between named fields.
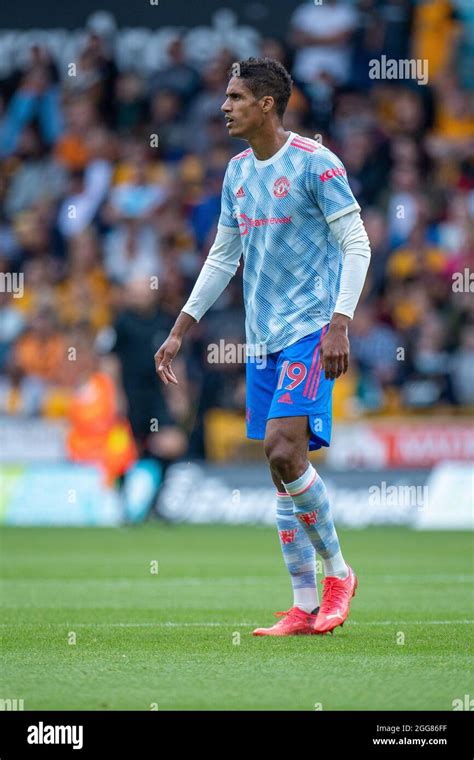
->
xmin=228 ymin=57 xmax=292 ymax=119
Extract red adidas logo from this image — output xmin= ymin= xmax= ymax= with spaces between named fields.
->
xmin=236 ymin=186 xmax=245 ymax=197
xmin=278 ymin=392 xmax=293 ymax=404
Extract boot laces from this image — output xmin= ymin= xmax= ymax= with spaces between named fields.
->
xmin=320 ymin=577 xmax=346 ymax=612
xmin=274 ymin=607 xmax=301 ymax=620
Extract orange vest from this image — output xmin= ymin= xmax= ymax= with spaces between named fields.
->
xmin=67 ymin=372 xmax=137 ymax=484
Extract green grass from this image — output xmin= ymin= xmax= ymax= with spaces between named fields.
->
xmin=1 ymin=525 xmax=473 ymax=710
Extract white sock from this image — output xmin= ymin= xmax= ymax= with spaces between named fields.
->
xmin=294 ymin=587 xmax=319 ymax=614
xmin=323 ymin=553 xmax=348 ymax=579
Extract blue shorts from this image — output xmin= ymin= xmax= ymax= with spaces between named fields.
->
xmin=245 ymin=325 xmax=334 ymax=451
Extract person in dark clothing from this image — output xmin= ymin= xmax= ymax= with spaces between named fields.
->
xmin=104 ymin=278 xmax=188 ymax=463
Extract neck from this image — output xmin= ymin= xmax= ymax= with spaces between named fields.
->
xmin=247 ymin=123 xmax=291 ymax=161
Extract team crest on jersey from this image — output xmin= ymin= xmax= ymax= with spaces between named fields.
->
xmin=273 ymin=176 xmax=290 ymax=198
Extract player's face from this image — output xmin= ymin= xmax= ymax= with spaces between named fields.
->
xmin=221 ymin=77 xmax=264 ymax=139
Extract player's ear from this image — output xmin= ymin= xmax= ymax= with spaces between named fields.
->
xmin=260 ymin=95 xmax=274 ymax=114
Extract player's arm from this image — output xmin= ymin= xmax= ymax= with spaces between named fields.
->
xmin=307 ymin=149 xmax=371 ymax=380
xmin=154 ymin=226 xmax=243 ymax=385
xmin=321 ymin=210 xmax=371 ymax=380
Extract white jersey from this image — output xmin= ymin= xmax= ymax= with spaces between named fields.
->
xmin=218 ymin=131 xmax=361 ymax=354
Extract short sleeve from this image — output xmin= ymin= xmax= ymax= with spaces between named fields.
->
xmin=307 ymin=148 xmax=361 ymax=224
xmin=217 ymin=165 xmax=240 ymax=233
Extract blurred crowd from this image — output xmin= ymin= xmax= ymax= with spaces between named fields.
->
xmin=0 ymin=0 xmax=473 ymax=466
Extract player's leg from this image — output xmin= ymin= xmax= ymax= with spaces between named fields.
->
xmin=265 ymin=414 xmax=348 ymax=576
xmin=271 ymin=463 xmax=319 ymax=614
xmin=264 ymin=415 xmax=357 ymax=634
xmin=246 ymin=354 xmax=319 ymax=636
xmin=263 ymin=327 xmax=358 ymax=633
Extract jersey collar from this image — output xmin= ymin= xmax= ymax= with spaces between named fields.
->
xmin=252 ymin=131 xmax=295 ymax=168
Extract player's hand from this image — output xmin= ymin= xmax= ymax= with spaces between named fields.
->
xmin=154 ymin=334 xmax=181 ymax=385
xmin=320 ymin=322 xmax=349 ymax=380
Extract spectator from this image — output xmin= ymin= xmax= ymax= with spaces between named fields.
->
xmin=149 ymin=37 xmax=201 ymax=104
xmin=289 ymin=0 xmax=357 ymax=86
xmin=114 ymin=72 xmax=148 ymax=133
xmin=4 ymin=123 xmax=66 ymax=220
xmin=149 ymin=89 xmax=189 ymax=162
xmin=0 ymin=51 xmax=63 ymax=156
xmin=13 ymin=306 xmax=66 ymax=384
xmin=350 ymin=303 xmax=401 ymax=410
xmin=0 ymin=290 xmax=25 ymax=371
xmin=0 ymin=356 xmax=44 ymax=415
xmin=54 ymin=96 xmax=98 ymax=171
xmin=402 ymin=315 xmax=452 ymax=408
xmin=450 ymin=323 xmax=474 ymax=405
xmin=55 ymin=229 xmax=112 ymax=331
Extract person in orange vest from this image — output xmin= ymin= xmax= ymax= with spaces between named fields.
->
xmin=66 ymin=326 xmax=137 ymax=485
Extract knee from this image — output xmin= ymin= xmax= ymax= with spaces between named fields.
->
xmin=264 ymin=434 xmax=295 ymax=477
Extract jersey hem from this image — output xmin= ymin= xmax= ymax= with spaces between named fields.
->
xmin=252 ymin=320 xmax=330 ymax=356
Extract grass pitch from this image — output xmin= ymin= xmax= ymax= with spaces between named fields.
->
xmin=1 ymin=524 xmax=473 ymax=710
